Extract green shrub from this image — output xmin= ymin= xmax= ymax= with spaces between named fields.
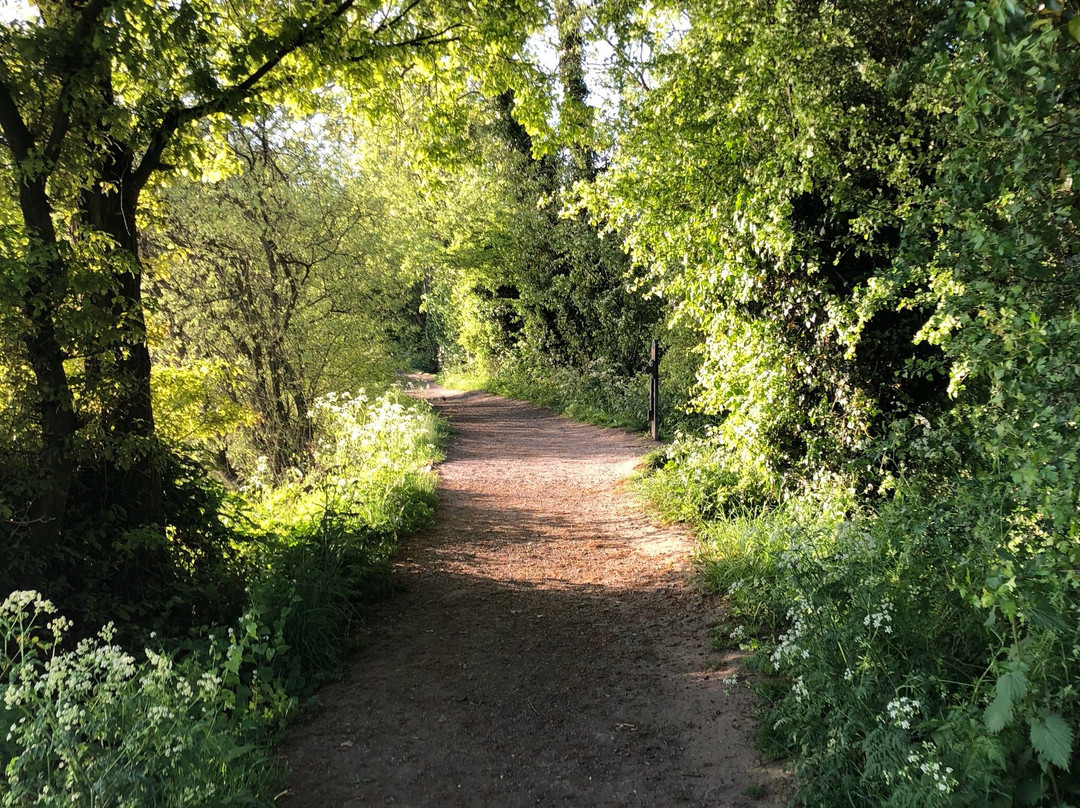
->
xmin=1 ymin=386 xmax=446 ymax=806
xmin=235 ymin=387 xmax=442 ymax=686
xmin=444 ymin=351 xmax=709 ymax=437
xmin=688 ymin=477 xmax=1080 ymax=808
xmin=483 ymin=354 xmax=651 ymax=431
xmin=0 ymin=446 xmax=250 ymax=644
xmin=243 ymin=388 xmax=441 ymax=536
xmin=634 ymin=429 xmax=782 ymax=523
xmin=249 ymin=519 xmax=396 ymax=687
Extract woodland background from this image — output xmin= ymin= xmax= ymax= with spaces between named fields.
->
xmin=1 ymin=0 xmax=1078 ymax=805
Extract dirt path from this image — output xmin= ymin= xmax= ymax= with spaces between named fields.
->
xmin=279 ymin=382 xmax=787 ymax=807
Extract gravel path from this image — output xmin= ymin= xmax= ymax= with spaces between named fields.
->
xmin=279 ymin=381 xmax=787 ymax=807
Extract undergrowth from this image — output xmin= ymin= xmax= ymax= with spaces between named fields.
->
xmin=441 ymin=356 xmax=649 ymax=432
xmin=446 ymin=347 xmax=1080 ymax=806
xmin=639 ymin=439 xmax=1080 ymax=808
xmin=441 ymin=353 xmax=705 ymax=437
xmin=1 ymin=387 xmax=444 ymax=806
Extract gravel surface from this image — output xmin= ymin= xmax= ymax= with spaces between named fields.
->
xmin=279 ymin=380 xmax=789 ymax=807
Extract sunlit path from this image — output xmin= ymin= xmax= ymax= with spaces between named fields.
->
xmin=280 ymin=380 xmax=787 ymax=807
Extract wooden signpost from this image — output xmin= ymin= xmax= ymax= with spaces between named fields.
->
xmin=647 ymin=339 xmax=662 ymax=441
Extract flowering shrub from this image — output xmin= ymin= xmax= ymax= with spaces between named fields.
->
xmin=246 ymin=388 xmax=441 ymax=536
xmin=307 ymin=389 xmax=441 ymax=532
xmin=681 ymin=475 xmax=1080 ymax=808
xmin=1 ymin=387 xmax=444 ymax=806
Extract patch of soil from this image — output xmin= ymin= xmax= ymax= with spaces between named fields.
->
xmin=279 ymin=381 xmax=789 ymax=807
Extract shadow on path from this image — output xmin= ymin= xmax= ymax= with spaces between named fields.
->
xmin=279 ymin=381 xmax=788 ymax=807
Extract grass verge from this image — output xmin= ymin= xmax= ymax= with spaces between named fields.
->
xmin=638 ymin=441 xmax=1080 ymax=807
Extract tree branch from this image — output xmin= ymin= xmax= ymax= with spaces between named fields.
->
xmin=371 ymin=0 xmax=423 ymax=36
xmin=132 ymin=0 xmax=358 ymax=193
xmin=0 ymin=79 xmax=33 ymax=163
xmin=352 ymin=25 xmax=462 ymax=59
xmin=41 ymin=0 xmax=111 ymax=167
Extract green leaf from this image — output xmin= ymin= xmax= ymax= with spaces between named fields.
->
xmin=1068 ymin=15 xmax=1080 ymax=43
xmin=984 ymin=668 xmax=1027 ymax=732
xmin=984 ymin=689 xmax=1014 ymax=733
xmin=998 ymin=668 xmax=1028 ymax=702
xmin=1029 ymin=712 xmax=1073 ymax=770
xmin=1014 ymin=776 xmax=1046 ymax=806
xmin=223 ymin=742 xmax=256 ymax=762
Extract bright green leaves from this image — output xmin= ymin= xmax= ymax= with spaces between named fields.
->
xmin=0 ymin=0 xmax=554 ymax=541
xmin=147 ymin=116 xmax=425 ymax=472
xmin=330 ymin=0 xmax=549 ymax=160
xmin=594 ymin=2 xmax=1080 ymax=804
xmin=1069 ymin=14 xmax=1080 ymax=42
xmin=589 ymin=0 xmax=948 ymax=481
xmin=592 ymin=0 xmax=1080 ymax=492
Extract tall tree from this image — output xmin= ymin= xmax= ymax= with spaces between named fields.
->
xmin=0 ymin=0 xmax=539 ymax=552
xmin=589 ymin=0 xmax=951 ymax=479
xmin=150 ymin=117 xmax=420 ymax=476
xmin=440 ymin=3 xmax=660 ymax=378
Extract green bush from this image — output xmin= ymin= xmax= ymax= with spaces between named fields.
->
xmin=684 ymin=476 xmax=1080 ymax=808
xmin=487 ymin=355 xmax=651 ymax=431
xmin=242 ymin=388 xmax=441 ymax=536
xmin=445 ymin=347 xmax=707 ymax=438
xmin=249 ymin=519 xmax=396 ymax=687
xmin=236 ymin=387 xmax=442 ymax=688
xmin=634 ymin=429 xmax=782 ymax=523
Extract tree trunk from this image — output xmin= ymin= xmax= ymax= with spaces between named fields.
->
xmin=80 ymin=149 xmax=164 ymax=527
xmin=18 ymin=177 xmax=78 ymax=551
xmin=555 ymin=0 xmax=597 ymax=183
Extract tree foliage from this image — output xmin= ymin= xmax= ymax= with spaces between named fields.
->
xmin=0 ymin=0 xmax=541 ymax=613
xmin=2 ymin=0 xmax=1080 ymax=802
xmin=149 ymin=117 xmax=422 ymax=477
xmin=589 ymin=0 xmax=956 ymax=482
xmin=417 ymin=3 xmax=662 ymax=383
xmin=593 ymin=0 xmax=1080 ymax=803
